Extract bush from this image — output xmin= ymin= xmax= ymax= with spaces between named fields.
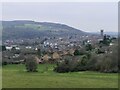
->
xmin=2 ymin=46 xmax=6 ymax=51
xmin=25 ymin=55 xmax=38 ymax=72
xmin=54 ymin=43 xmax=118 ymax=73
xmin=73 ymin=55 xmax=88 ymax=71
xmin=54 ymin=59 xmax=70 ymax=73
xmin=54 ymin=55 xmax=88 ymax=73
xmin=74 ymin=49 xmax=86 ymax=56
xmin=85 ymin=44 xmax=93 ymax=51
xmin=54 ymin=64 xmax=70 ymax=73
xmin=74 ymin=49 xmax=80 ymax=56
xmin=96 ymin=48 xmax=105 ymax=54
xmin=104 ymin=53 xmax=118 ymax=72
xmin=2 ymin=61 xmax=8 ymax=66
xmin=95 ymin=54 xmax=118 ymax=73
xmin=86 ymin=55 xmax=98 ymax=71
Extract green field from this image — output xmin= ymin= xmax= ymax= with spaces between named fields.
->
xmin=0 ymin=67 xmax=2 ymax=89
xmin=2 ymin=64 xmax=118 ymax=88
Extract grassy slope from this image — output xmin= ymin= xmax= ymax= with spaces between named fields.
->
xmin=0 ymin=67 xmax=2 ymax=89
xmin=2 ymin=64 xmax=118 ymax=88
xmin=15 ymin=24 xmax=44 ymax=31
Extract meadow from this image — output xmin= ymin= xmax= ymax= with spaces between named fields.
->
xmin=0 ymin=67 xmax=2 ymax=89
xmin=2 ymin=64 xmax=118 ymax=88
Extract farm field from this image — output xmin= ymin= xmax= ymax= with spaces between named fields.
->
xmin=2 ymin=64 xmax=118 ymax=88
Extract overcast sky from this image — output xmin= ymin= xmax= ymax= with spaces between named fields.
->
xmin=1 ymin=2 xmax=118 ymax=32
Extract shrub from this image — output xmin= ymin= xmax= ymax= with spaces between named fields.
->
xmin=54 ymin=43 xmax=118 ymax=73
xmin=2 ymin=61 xmax=8 ymax=66
xmin=54 ymin=55 xmax=88 ymax=73
xmin=96 ymin=48 xmax=105 ymax=54
xmin=2 ymin=46 xmax=6 ymax=51
xmin=85 ymin=44 xmax=93 ymax=51
xmin=54 ymin=59 xmax=70 ymax=73
xmin=25 ymin=55 xmax=38 ymax=72
xmin=95 ymin=54 xmax=118 ymax=73
xmin=88 ymin=49 xmax=118 ymax=73
xmin=74 ymin=48 xmax=86 ymax=56
xmin=74 ymin=49 xmax=80 ymax=56
xmin=85 ymin=52 xmax=91 ymax=59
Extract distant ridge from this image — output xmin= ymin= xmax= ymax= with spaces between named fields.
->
xmin=91 ymin=32 xmax=118 ymax=37
xmin=1 ymin=20 xmax=89 ymax=40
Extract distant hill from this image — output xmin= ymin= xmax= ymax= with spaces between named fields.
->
xmin=1 ymin=20 xmax=89 ymax=40
xmin=92 ymin=32 xmax=118 ymax=37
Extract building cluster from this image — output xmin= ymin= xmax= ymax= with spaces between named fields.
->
xmin=2 ymin=30 xmax=116 ymax=64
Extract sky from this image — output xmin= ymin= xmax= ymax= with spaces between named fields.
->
xmin=1 ymin=1 xmax=118 ymax=32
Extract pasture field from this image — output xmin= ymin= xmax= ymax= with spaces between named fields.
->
xmin=2 ymin=64 xmax=118 ymax=88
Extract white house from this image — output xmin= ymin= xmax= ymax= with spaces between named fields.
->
xmin=6 ymin=46 xmax=12 ymax=51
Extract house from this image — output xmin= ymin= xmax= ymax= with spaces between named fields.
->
xmin=110 ymin=43 xmax=114 ymax=46
xmin=35 ymin=48 xmax=38 ymax=51
xmin=69 ymin=49 xmax=75 ymax=56
xmin=61 ymin=50 xmax=68 ymax=56
xmin=16 ymin=47 xmax=20 ymax=50
xmin=5 ymin=45 xmax=20 ymax=51
xmin=42 ymin=54 xmax=51 ymax=61
xmin=35 ymin=56 xmax=43 ymax=64
xmin=6 ymin=46 xmax=12 ymax=51
xmin=52 ymin=52 xmax=60 ymax=60
xmin=12 ymin=54 xmax=20 ymax=58
xmin=25 ymin=46 xmax=32 ymax=49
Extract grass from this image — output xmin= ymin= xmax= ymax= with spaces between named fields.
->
xmin=0 ymin=66 xmax=2 ymax=89
xmin=2 ymin=64 xmax=118 ymax=88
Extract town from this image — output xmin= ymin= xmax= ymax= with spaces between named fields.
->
xmin=1 ymin=1 xmax=119 ymax=88
xmin=2 ymin=30 xmax=117 ymax=69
